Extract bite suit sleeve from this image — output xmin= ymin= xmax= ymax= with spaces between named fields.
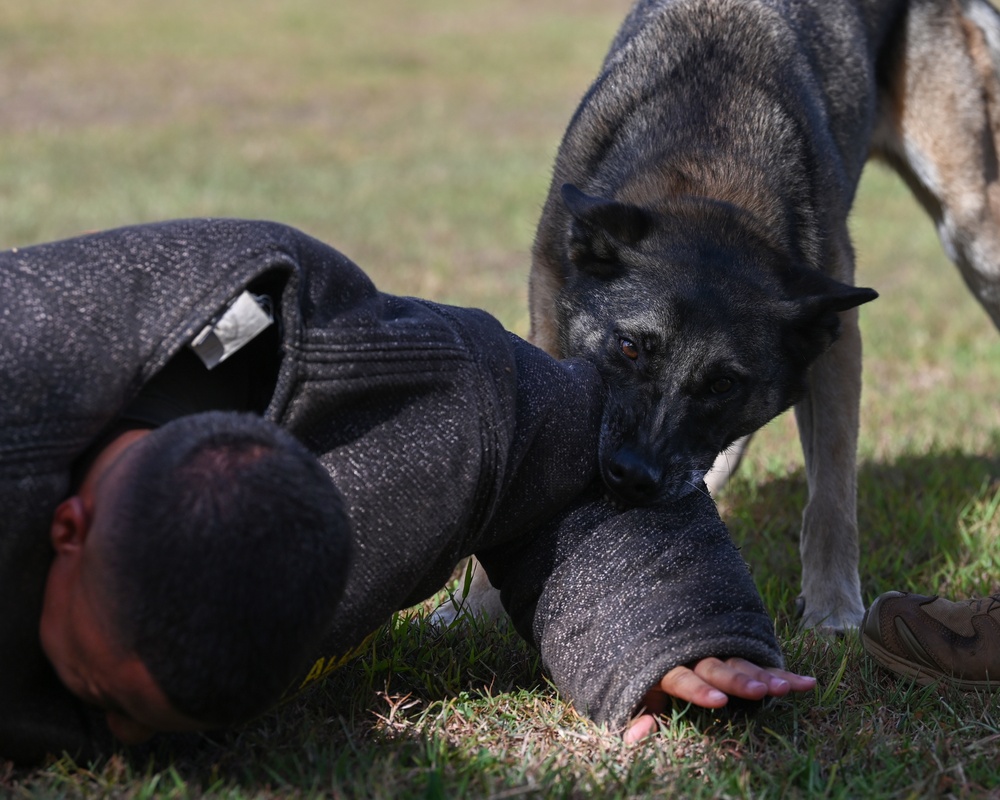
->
xmin=469 ymin=336 xmax=783 ymax=731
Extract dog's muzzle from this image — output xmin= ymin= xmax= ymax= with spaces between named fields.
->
xmin=602 ymin=446 xmax=662 ymax=506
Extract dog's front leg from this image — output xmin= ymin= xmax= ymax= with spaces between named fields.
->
xmin=704 ymin=434 xmax=753 ymax=496
xmin=794 ymin=257 xmax=866 ymax=633
xmin=430 ymin=557 xmax=506 ymax=626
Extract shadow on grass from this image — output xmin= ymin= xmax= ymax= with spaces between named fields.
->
xmin=14 ymin=447 xmax=999 ymax=797
xmin=73 ymin=613 xmax=552 ymax=793
xmin=33 ymin=609 xmax=777 ymax=797
xmin=722 ymin=441 xmax=1000 ymax=624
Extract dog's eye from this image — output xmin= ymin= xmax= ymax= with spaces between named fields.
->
xmin=620 ymin=337 xmax=640 ymax=361
xmin=709 ymin=377 xmax=734 ymax=395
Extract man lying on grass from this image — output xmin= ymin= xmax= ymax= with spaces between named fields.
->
xmin=0 ymin=219 xmax=813 ymax=763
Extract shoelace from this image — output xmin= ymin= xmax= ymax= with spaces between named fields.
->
xmin=970 ymin=595 xmax=1000 ymax=615
xmin=984 ymin=595 xmax=1000 ymax=614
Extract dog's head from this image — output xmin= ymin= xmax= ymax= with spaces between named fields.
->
xmin=554 ymin=183 xmax=878 ymax=506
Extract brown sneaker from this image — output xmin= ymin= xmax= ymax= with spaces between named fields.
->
xmin=861 ymin=591 xmax=1000 ymax=690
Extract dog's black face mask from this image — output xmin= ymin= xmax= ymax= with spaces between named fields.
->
xmin=555 ymin=184 xmax=878 ymax=506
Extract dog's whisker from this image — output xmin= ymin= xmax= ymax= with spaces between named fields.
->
xmin=684 ymin=480 xmax=715 ymax=502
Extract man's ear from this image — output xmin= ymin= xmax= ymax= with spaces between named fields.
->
xmin=561 ymin=183 xmax=649 ymax=277
xmin=50 ymin=496 xmax=91 ymax=554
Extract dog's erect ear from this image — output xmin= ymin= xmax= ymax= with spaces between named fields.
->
xmin=780 ymin=270 xmax=878 ymax=363
xmin=561 ymin=183 xmax=649 ymax=276
xmin=781 ymin=267 xmax=879 ymax=315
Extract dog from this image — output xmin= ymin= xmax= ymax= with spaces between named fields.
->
xmin=440 ymin=0 xmax=1000 ymax=633
xmin=524 ymin=0 xmax=1000 ymax=633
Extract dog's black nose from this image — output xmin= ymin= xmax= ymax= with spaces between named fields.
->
xmin=603 ymin=448 xmax=660 ymax=505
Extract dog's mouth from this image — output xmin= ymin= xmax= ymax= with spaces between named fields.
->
xmin=598 ymin=446 xmax=710 ymax=508
xmin=597 ymin=407 xmax=719 ymax=507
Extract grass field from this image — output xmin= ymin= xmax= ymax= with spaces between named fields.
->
xmin=2 ymin=1 xmax=1000 ymax=797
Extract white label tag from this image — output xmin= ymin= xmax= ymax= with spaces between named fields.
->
xmin=189 ymin=291 xmax=274 ymax=370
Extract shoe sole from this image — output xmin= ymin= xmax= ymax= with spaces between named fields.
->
xmin=861 ymin=632 xmax=1000 ymax=692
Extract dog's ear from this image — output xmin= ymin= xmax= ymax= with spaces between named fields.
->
xmin=780 ymin=270 xmax=878 ymax=363
xmin=561 ymin=183 xmax=649 ymax=276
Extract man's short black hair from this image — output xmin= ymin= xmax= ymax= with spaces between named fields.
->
xmin=99 ymin=411 xmax=350 ymax=725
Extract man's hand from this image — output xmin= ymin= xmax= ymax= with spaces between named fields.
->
xmin=624 ymin=657 xmax=816 ymax=743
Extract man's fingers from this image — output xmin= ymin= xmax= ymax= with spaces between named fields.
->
xmin=660 ymin=658 xmax=818 ymax=705
xmin=708 ymin=657 xmax=816 ymax=696
xmin=689 ymin=657 xmax=770 ymax=700
xmin=768 ymin=667 xmax=817 ymax=693
xmin=627 ymin=660 xmax=816 ymax=742
xmin=658 ymin=664 xmax=730 ymax=707
xmin=624 ymin=712 xmax=659 ymax=744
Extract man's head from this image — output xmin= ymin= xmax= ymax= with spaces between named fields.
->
xmin=40 ymin=411 xmax=351 ymax=743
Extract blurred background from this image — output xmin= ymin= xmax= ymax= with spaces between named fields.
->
xmin=0 ymin=0 xmax=634 ymax=330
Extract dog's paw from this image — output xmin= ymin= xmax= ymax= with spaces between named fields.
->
xmin=430 ymin=563 xmax=507 ymax=628
xmin=795 ymin=594 xmax=865 ymax=635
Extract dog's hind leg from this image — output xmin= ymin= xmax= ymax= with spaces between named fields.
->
xmin=794 ymin=228 xmax=867 ymax=632
xmin=872 ymin=0 xmax=1000 ymax=332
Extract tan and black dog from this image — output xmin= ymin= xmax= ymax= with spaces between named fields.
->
xmin=519 ymin=0 xmax=1000 ymax=633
